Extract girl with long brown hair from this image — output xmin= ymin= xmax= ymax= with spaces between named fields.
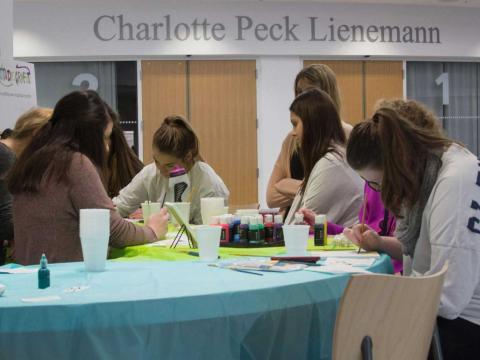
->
xmin=344 ymin=106 xmax=480 ymax=358
xmin=7 ymin=91 xmax=168 ymax=265
xmin=113 ymin=115 xmax=229 ymax=224
xmin=284 ymin=88 xmax=363 ymax=225
xmin=266 ymin=64 xmax=353 ymax=213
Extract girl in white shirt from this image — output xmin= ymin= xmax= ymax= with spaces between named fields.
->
xmin=285 ymin=88 xmax=363 ymax=225
xmin=344 ymin=106 xmax=480 ymax=359
xmin=113 ymin=116 xmax=229 ymax=224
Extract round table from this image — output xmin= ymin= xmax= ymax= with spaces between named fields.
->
xmin=0 ymin=254 xmax=392 ymax=360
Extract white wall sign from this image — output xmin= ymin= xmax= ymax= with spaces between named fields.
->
xmin=0 ymin=0 xmax=13 ymax=58
xmin=14 ymin=1 xmax=480 ymax=59
xmin=0 ymin=59 xmax=37 ymax=130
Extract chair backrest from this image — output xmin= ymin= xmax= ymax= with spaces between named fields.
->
xmin=332 ymin=263 xmax=448 ymax=360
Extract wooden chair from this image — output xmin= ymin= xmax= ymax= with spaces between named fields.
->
xmin=332 ymin=263 xmax=448 ymax=360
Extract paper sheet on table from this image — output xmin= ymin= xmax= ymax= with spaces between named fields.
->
xmin=0 ymin=268 xmax=37 ymax=274
xmin=306 ymin=265 xmax=372 ymax=274
xmin=323 ymin=257 xmax=376 ymax=267
xmin=309 ymin=250 xmax=380 ymax=259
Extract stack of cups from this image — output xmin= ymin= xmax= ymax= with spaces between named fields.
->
xmin=200 ymin=197 xmax=225 ymax=225
xmin=79 ymin=209 xmax=110 ymax=272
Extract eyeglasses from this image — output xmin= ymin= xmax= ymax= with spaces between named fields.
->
xmin=365 ymin=180 xmax=382 ymax=192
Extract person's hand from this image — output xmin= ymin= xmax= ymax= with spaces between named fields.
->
xmin=146 ymin=208 xmax=169 ymax=239
xmin=343 ymin=224 xmax=383 ymax=252
xmin=298 ymin=208 xmax=316 ymax=227
xmin=129 ymin=208 xmax=143 ymax=220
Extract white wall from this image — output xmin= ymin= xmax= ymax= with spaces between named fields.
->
xmin=0 ymin=0 xmax=13 ymax=58
xmin=256 ymin=57 xmax=302 ymax=208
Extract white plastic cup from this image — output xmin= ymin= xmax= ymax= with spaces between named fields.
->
xmin=283 ymin=225 xmax=310 ymax=256
xmin=141 ymin=202 xmax=151 ymax=222
xmin=171 ymin=202 xmax=191 ymax=225
xmin=195 ymin=225 xmax=221 ymax=261
xmin=149 ymin=202 xmax=162 ymax=215
xmin=200 ymin=197 xmax=225 ymax=225
xmin=79 ymin=209 xmax=110 ymax=272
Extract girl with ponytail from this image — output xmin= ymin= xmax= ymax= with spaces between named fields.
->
xmin=113 ymin=115 xmax=229 ymax=224
xmin=344 ymin=106 xmax=480 ymax=358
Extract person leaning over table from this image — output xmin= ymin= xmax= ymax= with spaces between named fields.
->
xmin=299 ymin=99 xmax=448 ymax=273
xmin=113 ymin=115 xmax=229 ymax=225
xmin=342 ymin=107 xmax=480 ymax=359
xmin=266 ymin=64 xmax=353 ymax=214
xmin=0 ymin=108 xmax=53 ymax=265
xmin=7 ymin=90 xmax=168 ymax=265
xmin=284 ymin=88 xmax=363 ymax=226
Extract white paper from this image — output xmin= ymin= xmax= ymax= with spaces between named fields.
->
xmin=0 ymin=268 xmax=37 ymax=274
xmin=306 ymin=265 xmax=372 ymax=274
xmin=21 ymin=295 xmax=61 ymax=303
xmin=324 ymin=257 xmax=376 ymax=267
xmin=309 ymin=250 xmax=380 ymax=259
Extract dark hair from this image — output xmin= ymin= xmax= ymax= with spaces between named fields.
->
xmin=290 ymin=88 xmax=346 ymax=193
xmin=294 ymin=64 xmax=341 ymax=112
xmin=152 ymin=115 xmax=202 ymax=167
xmin=105 ymin=106 xmax=143 ymax=197
xmin=1 ymin=128 xmax=13 ymax=139
xmin=7 ymin=90 xmax=111 ymax=194
xmin=346 ymin=107 xmax=452 ymax=215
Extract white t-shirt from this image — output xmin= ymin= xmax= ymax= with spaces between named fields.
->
xmin=113 ymin=161 xmax=229 ymax=224
xmin=285 ymin=148 xmax=363 ymax=226
xmin=404 ymin=144 xmax=480 ymax=325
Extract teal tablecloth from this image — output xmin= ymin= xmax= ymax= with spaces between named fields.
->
xmin=0 ymin=255 xmax=392 ymax=359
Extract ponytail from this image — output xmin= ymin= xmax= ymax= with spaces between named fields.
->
xmin=152 ymin=116 xmax=202 ymax=167
xmin=347 ymin=106 xmax=452 ymax=215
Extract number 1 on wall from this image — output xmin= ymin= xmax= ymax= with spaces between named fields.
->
xmin=435 ymin=72 xmax=449 ymax=106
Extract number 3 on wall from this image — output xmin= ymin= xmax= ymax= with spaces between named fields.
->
xmin=435 ymin=72 xmax=449 ymax=106
xmin=72 ymin=73 xmax=99 ymax=91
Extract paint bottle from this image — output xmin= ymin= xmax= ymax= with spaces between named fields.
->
xmin=264 ymin=214 xmax=274 ymax=243
xmin=256 ymin=215 xmax=266 ymax=244
xmin=38 ymin=253 xmax=50 ymax=289
xmin=248 ymin=216 xmax=260 ymax=244
xmin=314 ymin=214 xmax=327 ymax=246
xmin=231 ymin=215 xmax=240 ymax=242
xmin=273 ymin=214 xmax=284 ymax=243
xmin=219 ymin=215 xmax=230 ymax=244
xmin=294 ymin=213 xmax=307 ymax=225
xmin=239 ymin=216 xmax=249 ymax=243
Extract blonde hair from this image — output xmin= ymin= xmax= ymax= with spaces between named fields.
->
xmin=375 ymin=99 xmax=444 ymax=136
xmin=294 ymin=64 xmax=341 ymax=112
xmin=12 ymin=107 xmax=53 ymax=140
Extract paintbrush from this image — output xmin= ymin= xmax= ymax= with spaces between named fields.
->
xmin=358 ymin=196 xmax=368 ymax=254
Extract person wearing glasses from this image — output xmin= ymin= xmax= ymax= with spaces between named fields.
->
xmin=283 ymin=88 xmax=363 ymax=225
xmin=300 ymin=100 xmax=445 ymax=274
xmin=343 ymin=106 xmax=480 ymax=359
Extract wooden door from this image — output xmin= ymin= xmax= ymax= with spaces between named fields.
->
xmin=364 ymin=61 xmax=404 ymax=117
xmin=189 ymin=60 xmax=258 ymax=206
xmin=304 ymin=60 xmax=363 ymax=124
xmin=141 ymin=60 xmax=187 ymax=164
